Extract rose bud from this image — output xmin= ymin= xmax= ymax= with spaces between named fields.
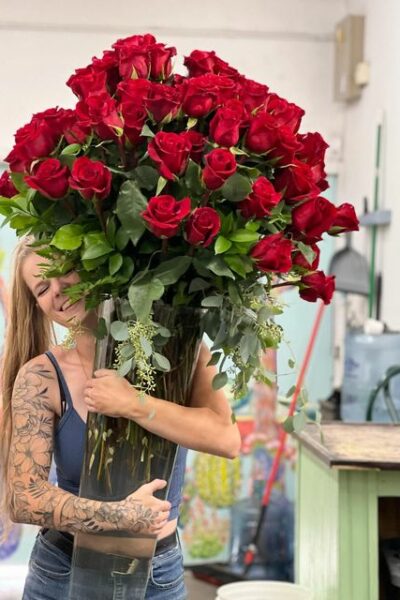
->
xmin=185 ymin=207 xmax=221 ymax=248
xmin=239 ymin=177 xmax=281 ymax=219
xmin=329 ymin=203 xmax=359 ymax=233
xmin=69 ymin=156 xmax=112 ymax=201
xmin=291 ymin=197 xmax=337 ymax=243
xmin=250 ymin=233 xmax=293 ymax=273
xmin=25 ymin=158 xmax=69 ymax=199
xmin=202 ymin=148 xmax=237 ymax=190
xmin=148 ymin=132 xmax=191 ymax=181
xmin=299 ymin=271 xmax=335 ymax=304
xmin=142 ymin=195 xmax=191 ymax=238
xmin=0 ymin=172 xmax=18 ymax=198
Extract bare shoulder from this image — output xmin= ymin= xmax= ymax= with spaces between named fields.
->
xmin=13 ymin=353 xmax=60 ymax=415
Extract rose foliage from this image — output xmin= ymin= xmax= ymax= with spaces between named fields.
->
xmin=0 ymin=34 xmax=359 ymax=397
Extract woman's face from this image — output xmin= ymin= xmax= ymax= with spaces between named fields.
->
xmin=22 ymin=253 xmax=90 ymax=328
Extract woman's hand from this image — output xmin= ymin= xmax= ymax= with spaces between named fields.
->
xmin=83 ymin=369 xmax=139 ymax=419
xmin=120 ymin=479 xmax=171 ymax=535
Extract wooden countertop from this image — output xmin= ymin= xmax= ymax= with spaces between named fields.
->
xmin=295 ymin=423 xmax=400 ymax=470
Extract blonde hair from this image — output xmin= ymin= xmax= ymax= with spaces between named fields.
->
xmin=0 ymin=236 xmax=55 ymax=527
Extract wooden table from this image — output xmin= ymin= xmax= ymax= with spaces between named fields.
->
xmin=295 ymin=423 xmax=400 ymax=600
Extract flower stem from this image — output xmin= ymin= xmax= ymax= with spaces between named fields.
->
xmin=271 ymin=280 xmax=302 ymax=289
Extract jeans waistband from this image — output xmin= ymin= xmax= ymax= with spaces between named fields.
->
xmin=41 ymin=528 xmax=177 ymax=558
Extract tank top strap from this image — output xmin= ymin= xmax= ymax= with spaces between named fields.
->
xmin=44 ymin=350 xmax=72 ymax=415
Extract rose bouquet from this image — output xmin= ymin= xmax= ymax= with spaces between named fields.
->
xmin=0 ymin=33 xmax=358 ymax=402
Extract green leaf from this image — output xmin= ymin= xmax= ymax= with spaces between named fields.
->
xmin=81 ymin=232 xmax=113 ymax=260
xmin=61 ymin=143 xmax=81 ymax=156
xmin=141 ymin=124 xmax=155 ymax=137
xmin=115 ymin=180 xmax=148 ymax=246
xmin=286 ymin=385 xmax=297 ymax=398
xmin=106 ymin=216 xmax=117 ymax=245
xmin=115 ymin=227 xmax=130 ymax=251
xmin=214 ymin=235 xmax=232 ymax=254
xmin=296 ymin=241 xmax=316 ymax=266
xmin=82 ymin=255 xmax=109 ymax=271
xmin=10 ymin=172 xmax=28 ymax=194
xmin=50 ymin=224 xmax=84 ymax=250
xmin=239 ymin=330 xmax=259 ymax=363
xmin=9 ymin=214 xmax=37 ymax=230
xmin=94 ymin=317 xmax=108 ymax=340
xmin=117 ymin=256 xmax=135 ymax=281
xmin=207 ymin=256 xmax=235 ymax=279
xmin=109 ymin=253 xmax=123 ymax=275
xmin=229 ymin=229 xmax=260 ymax=243
xmin=140 ymin=336 xmax=153 ymax=357
xmin=152 ymin=256 xmax=192 ymax=285
xmin=153 ymin=352 xmax=171 ymax=372
xmin=187 ymin=117 xmax=198 ymax=129
xmin=212 ymin=371 xmax=228 ymax=390
xmin=224 ymin=255 xmax=251 ymax=278
xmin=288 ymin=358 xmax=295 ymax=369
xmin=282 ymin=416 xmax=295 ymax=434
xmin=293 ymin=411 xmax=307 ymax=433
xmin=118 ymin=359 xmax=133 ymax=377
xmin=184 ymin=160 xmax=204 ymax=195
xmin=227 ymin=281 xmax=241 ymax=305
xmin=245 ymin=220 xmax=261 ymax=232
xmin=207 ymin=352 xmax=221 ymax=366
xmin=221 ymin=172 xmax=252 ymax=202
xmin=156 ymin=176 xmax=167 ymax=196
xmin=188 ymin=278 xmax=211 ymax=293
xmin=201 ymin=295 xmax=223 ymax=308
xmin=133 ymin=166 xmax=159 ymax=191
xmin=110 ymin=320 xmax=130 ymax=341
xmin=128 ymin=278 xmax=165 ymax=321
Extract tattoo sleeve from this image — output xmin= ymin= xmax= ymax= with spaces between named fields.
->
xmin=8 ymin=360 xmax=157 ymax=535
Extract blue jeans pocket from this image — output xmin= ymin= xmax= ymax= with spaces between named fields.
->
xmin=149 ymin=544 xmax=185 ymax=590
xmin=30 ymin=532 xmax=71 ymax=580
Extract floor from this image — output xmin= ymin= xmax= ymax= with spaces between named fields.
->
xmin=185 ymin=570 xmax=218 ymax=599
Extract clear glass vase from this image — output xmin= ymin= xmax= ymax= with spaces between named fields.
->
xmin=68 ymin=299 xmax=203 ymax=600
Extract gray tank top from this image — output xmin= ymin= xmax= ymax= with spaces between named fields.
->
xmin=46 ymin=350 xmax=187 ymax=520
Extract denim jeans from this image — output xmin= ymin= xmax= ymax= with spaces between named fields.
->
xmin=22 ymin=530 xmax=187 ymax=599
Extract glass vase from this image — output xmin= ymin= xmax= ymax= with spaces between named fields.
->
xmin=68 ymin=299 xmax=203 ymax=600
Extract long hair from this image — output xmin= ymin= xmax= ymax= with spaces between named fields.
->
xmin=0 ymin=236 xmax=55 ymax=526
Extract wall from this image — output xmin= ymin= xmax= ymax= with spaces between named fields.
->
xmin=338 ymin=0 xmax=400 ymax=329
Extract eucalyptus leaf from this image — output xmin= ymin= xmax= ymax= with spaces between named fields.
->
xmin=293 ymin=411 xmax=307 ymax=433
xmin=110 ymin=320 xmax=130 ymax=341
xmin=153 ymin=352 xmax=171 ymax=372
xmin=282 ymin=416 xmax=295 ymax=434
xmin=212 ymin=371 xmax=228 ymax=390
xmin=207 ymin=352 xmax=221 ymax=366
xmin=94 ymin=317 xmax=108 ymax=340
xmin=201 ymin=295 xmax=223 ymax=308
xmin=118 ymin=359 xmax=133 ymax=377
xmin=140 ymin=336 xmax=153 ymax=357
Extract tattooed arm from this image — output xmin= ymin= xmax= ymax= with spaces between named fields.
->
xmin=8 ymin=357 xmax=170 ymax=535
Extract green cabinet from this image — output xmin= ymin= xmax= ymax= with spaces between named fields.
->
xmin=296 ymin=424 xmax=400 ymax=600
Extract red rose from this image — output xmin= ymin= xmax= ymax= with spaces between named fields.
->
xmin=142 ymin=195 xmax=191 ymax=238
xmin=146 ymin=83 xmax=182 ymax=123
xmin=268 ymin=126 xmax=301 ymax=166
xmin=25 ymin=159 xmax=69 ymax=199
xmin=149 ymin=43 xmax=176 ymax=80
xmin=6 ymin=120 xmax=59 ymax=172
xmin=245 ymin=112 xmax=278 ymax=154
xmin=185 ymin=207 xmax=221 ymax=247
xmin=299 ymin=271 xmax=335 ymax=304
xmin=91 ymin=50 xmax=120 ymax=95
xmin=329 ymin=203 xmax=359 ymax=233
xmin=62 ymin=110 xmax=91 ymax=145
xmin=292 ymin=243 xmax=320 ymax=271
xmin=69 ymin=157 xmax=112 ymax=201
xmin=182 ymin=75 xmax=220 ymax=118
xmin=76 ymin=93 xmax=123 ymax=140
xmin=296 ymin=132 xmax=329 ymax=192
xmin=202 ymin=148 xmax=237 ymax=190
xmin=32 ymin=107 xmax=73 ymax=138
xmin=291 ymin=197 xmax=337 ymax=242
xmin=239 ymin=177 xmax=281 ymax=219
xmin=185 ymin=130 xmax=206 ymax=163
xmin=0 ymin=172 xmax=18 ymax=198
xmin=148 ymin=132 xmax=191 ymax=180
xmin=266 ymin=93 xmax=304 ymax=133
xmin=66 ymin=65 xmax=107 ymax=99
xmin=251 ymin=233 xmax=293 ymax=273
xmin=184 ymin=50 xmax=239 ymax=78
xmin=209 ymin=101 xmax=244 ymax=147
xmin=274 ymin=160 xmax=320 ymax=203
xmin=120 ymin=101 xmax=147 ymax=145
xmin=117 ymin=79 xmax=151 ymax=104
xmin=112 ymin=34 xmax=156 ymax=79
xmin=238 ymin=77 xmax=269 ymax=114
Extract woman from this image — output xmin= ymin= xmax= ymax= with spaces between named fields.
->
xmin=0 ymin=237 xmax=241 ymax=599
